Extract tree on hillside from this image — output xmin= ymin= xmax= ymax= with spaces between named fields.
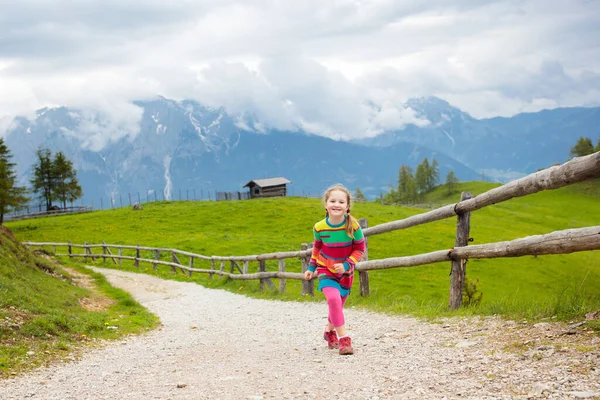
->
xmin=596 ymin=137 xmax=600 ymax=153
xmin=379 ymin=185 xmax=398 ymax=205
xmin=445 ymin=170 xmax=459 ymax=194
xmin=354 ymin=187 xmax=367 ymax=202
xmin=30 ymin=148 xmax=55 ymax=210
xmin=415 ymin=158 xmax=430 ymax=195
xmin=53 ymin=152 xmax=82 ymax=209
xmin=0 ymin=139 xmax=29 ymax=224
xmin=31 ymin=148 xmax=82 ymax=210
xmin=570 ymin=137 xmax=595 ymax=157
xmin=397 ymin=165 xmax=417 ymax=204
xmin=429 ymin=159 xmax=440 ymax=189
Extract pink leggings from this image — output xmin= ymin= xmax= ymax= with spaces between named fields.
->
xmin=322 ymin=287 xmax=348 ymax=327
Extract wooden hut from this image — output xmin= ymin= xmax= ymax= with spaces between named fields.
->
xmin=243 ymin=177 xmax=292 ymax=199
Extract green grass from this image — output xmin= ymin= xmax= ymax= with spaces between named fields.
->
xmin=5 ymin=179 xmax=600 ymax=324
xmin=0 ymin=227 xmax=159 ymax=378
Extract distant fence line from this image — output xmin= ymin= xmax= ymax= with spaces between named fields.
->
xmin=6 ymin=187 xmax=320 ymax=221
xmin=24 ymin=152 xmax=600 ymax=308
xmin=6 ymin=206 xmax=93 ymax=222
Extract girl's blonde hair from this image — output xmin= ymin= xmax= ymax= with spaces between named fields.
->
xmin=323 ymin=184 xmax=359 ymax=239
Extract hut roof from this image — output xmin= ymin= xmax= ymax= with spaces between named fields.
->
xmin=243 ymin=177 xmax=292 ymax=188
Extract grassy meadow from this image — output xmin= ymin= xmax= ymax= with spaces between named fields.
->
xmin=5 ymin=180 xmax=600 ymax=323
xmin=0 ymin=226 xmax=159 ymax=378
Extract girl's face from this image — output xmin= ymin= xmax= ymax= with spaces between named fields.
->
xmin=325 ymin=190 xmax=348 ymax=220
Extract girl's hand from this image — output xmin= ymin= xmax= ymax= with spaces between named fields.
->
xmin=333 ymin=263 xmax=345 ymax=274
xmin=304 ymin=270 xmax=314 ymax=280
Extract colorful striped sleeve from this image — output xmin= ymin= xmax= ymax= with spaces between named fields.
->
xmin=308 ymin=227 xmax=322 ymax=272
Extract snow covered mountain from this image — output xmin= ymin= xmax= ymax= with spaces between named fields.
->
xmin=359 ymin=96 xmax=600 ymax=181
xmin=3 ymin=96 xmax=597 ymax=203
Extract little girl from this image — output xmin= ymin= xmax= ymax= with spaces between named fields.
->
xmin=304 ymin=184 xmax=365 ymax=355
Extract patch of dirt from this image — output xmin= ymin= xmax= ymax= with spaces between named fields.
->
xmin=61 ymin=266 xmax=115 ymax=312
xmin=31 ymin=252 xmax=115 ymax=312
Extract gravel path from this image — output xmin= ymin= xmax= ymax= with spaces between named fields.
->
xmin=2 ymin=267 xmax=599 ymax=400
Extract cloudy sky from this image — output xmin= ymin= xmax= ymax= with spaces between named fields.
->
xmin=1 ymin=0 xmax=599 ymax=141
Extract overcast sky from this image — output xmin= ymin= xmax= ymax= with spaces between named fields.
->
xmin=1 ymin=0 xmax=599 ymax=141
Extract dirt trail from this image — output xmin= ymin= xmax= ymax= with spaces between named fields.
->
xmin=1 ymin=267 xmax=599 ymax=399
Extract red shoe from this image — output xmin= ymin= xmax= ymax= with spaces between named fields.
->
xmin=323 ymin=330 xmax=339 ymax=349
xmin=338 ymin=336 xmax=354 ymax=355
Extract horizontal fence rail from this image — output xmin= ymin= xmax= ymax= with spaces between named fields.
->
xmin=23 ymin=225 xmax=600 ymax=294
xmin=20 ymin=152 xmax=600 ymax=306
xmin=364 ymin=152 xmax=600 ymax=237
xmin=354 ymin=226 xmax=600 ymax=271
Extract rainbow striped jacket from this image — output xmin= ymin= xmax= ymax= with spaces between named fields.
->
xmin=308 ymin=217 xmax=365 ymax=292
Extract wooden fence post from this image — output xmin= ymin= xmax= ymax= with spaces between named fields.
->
xmin=102 ymin=242 xmax=107 ymax=262
xmin=68 ymin=241 xmax=72 ymax=259
xmin=189 ymin=256 xmax=194 ymax=277
xmin=89 ymin=243 xmax=97 ymax=261
xmin=358 ymin=218 xmax=370 ymax=297
xmin=209 ymin=259 xmax=215 ymax=279
xmin=103 ymin=240 xmax=117 ymax=264
xmin=171 ymin=252 xmax=178 ymax=274
xmin=243 ymin=261 xmax=249 ymax=274
xmin=301 ymin=243 xmax=314 ymax=296
xmin=259 ymin=260 xmax=266 ymax=291
xmin=84 ymin=242 xmax=88 ymax=263
xmin=278 ymin=259 xmax=286 ymax=293
xmin=118 ymin=247 xmax=123 ymax=265
xmin=134 ymin=244 xmax=140 ymax=268
xmin=153 ymin=250 xmax=160 ymax=270
xmin=449 ymin=191 xmax=473 ymax=309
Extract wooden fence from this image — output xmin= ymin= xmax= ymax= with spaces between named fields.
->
xmin=6 ymin=206 xmax=93 ymax=222
xmin=24 ymin=152 xmax=600 ymax=308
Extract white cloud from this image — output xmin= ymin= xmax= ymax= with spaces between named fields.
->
xmin=0 ymin=0 xmax=599 ymax=142
xmin=58 ymin=103 xmax=144 ymax=151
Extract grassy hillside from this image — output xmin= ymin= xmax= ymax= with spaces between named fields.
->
xmin=6 ymin=180 xmax=600 ymax=321
xmin=0 ymin=226 xmax=159 ymax=378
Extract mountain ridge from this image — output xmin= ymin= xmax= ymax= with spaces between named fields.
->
xmin=2 ymin=96 xmax=598 ymax=203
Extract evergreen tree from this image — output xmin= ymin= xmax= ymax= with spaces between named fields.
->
xmin=0 ymin=139 xmax=28 ymax=224
xmin=30 ymin=148 xmax=82 ymax=210
xmin=415 ymin=158 xmax=430 ymax=195
xmin=53 ymin=152 xmax=82 ymax=208
xmin=397 ymin=165 xmax=417 ymax=204
xmin=445 ymin=170 xmax=459 ymax=194
xmin=595 ymin=138 xmax=600 ymax=153
xmin=354 ymin=187 xmax=367 ymax=202
xmin=382 ymin=186 xmax=399 ymax=204
xmin=570 ymin=137 xmax=594 ymax=157
xmin=30 ymin=148 xmax=54 ymax=210
xmin=429 ymin=159 xmax=440 ymax=190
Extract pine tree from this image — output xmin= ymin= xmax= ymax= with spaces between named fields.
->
xmin=397 ymin=165 xmax=417 ymax=204
xmin=445 ymin=170 xmax=459 ymax=194
xmin=0 ymin=139 xmax=29 ymax=224
xmin=595 ymin=137 xmax=600 ymax=153
xmin=429 ymin=159 xmax=440 ymax=190
xmin=415 ymin=158 xmax=430 ymax=195
xmin=30 ymin=148 xmax=55 ymax=210
xmin=53 ymin=152 xmax=82 ymax=208
xmin=354 ymin=187 xmax=367 ymax=202
xmin=570 ymin=137 xmax=594 ymax=157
